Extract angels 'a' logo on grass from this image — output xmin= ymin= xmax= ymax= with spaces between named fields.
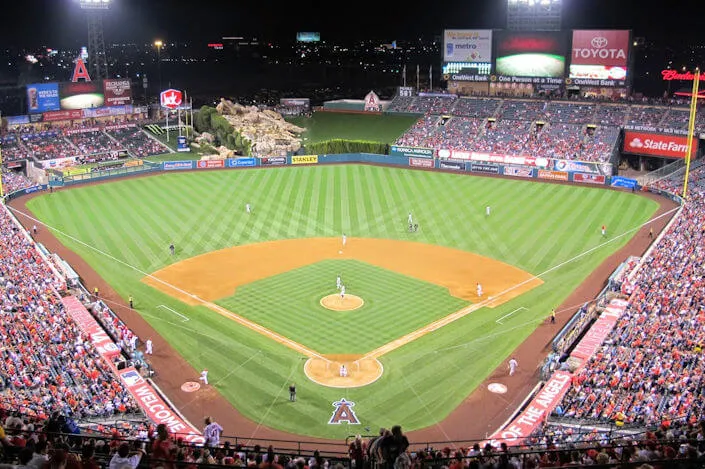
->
xmin=329 ymin=398 xmax=360 ymax=424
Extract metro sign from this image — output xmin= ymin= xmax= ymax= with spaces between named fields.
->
xmin=160 ymin=89 xmax=183 ymax=109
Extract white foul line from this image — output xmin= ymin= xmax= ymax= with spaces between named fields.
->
xmin=495 ymin=306 xmax=527 ymax=325
xmin=157 ymin=304 xmax=190 ymax=322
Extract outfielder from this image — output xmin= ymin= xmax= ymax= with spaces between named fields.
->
xmin=486 ymin=206 xmax=491 ymax=217
xmin=246 ymin=203 xmax=251 ymax=214
xmin=408 ymin=212 xmax=413 ymax=225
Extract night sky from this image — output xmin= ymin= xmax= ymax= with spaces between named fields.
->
xmin=0 ymin=0 xmax=701 ymax=48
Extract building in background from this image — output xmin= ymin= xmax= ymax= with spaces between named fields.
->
xmin=507 ymin=0 xmax=562 ymax=32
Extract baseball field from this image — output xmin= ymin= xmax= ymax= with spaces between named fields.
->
xmin=24 ymin=164 xmax=658 ymax=439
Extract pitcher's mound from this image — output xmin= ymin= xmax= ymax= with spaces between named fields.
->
xmin=320 ymin=294 xmax=364 ymax=311
xmin=304 ymin=354 xmax=383 ymax=388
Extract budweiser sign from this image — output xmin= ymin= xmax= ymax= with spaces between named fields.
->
xmin=571 ymin=30 xmax=630 ymax=67
xmin=623 ymin=131 xmax=699 ymax=159
xmin=661 ymin=70 xmax=704 ymax=81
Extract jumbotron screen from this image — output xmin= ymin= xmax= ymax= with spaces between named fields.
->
xmin=495 ymin=31 xmax=566 ymax=78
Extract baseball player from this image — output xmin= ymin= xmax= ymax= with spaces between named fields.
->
xmin=408 ymin=212 xmax=413 ymax=225
xmin=486 ymin=206 xmax=491 ymax=217
xmin=145 ymin=338 xmax=153 ymax=355
xmin=199 ymin=369 xmax=209 ymax=385
xmin=476 ymin=282 xmax=483 ymax=298
xmin=340 ymin=285 xmax=346 ymax=300
xmin=342 ymin=233 xmax=347 ymax=247
xmin=129 ymin=334 xmax=138 ymax=351
xmin=336 ymin=274 xmax=342 ymax=290
xmin=508 ymin=358 xmax=518 ymax=376
xmin=169 ymin=243 xmax=175 ymax=255
xmin=340 ymin=365 xmax=348 ymax=377
xmin=246 ymin=203 xmax=251 ymax=214
xmin=601 ymin=225 xmax=606 ymax=237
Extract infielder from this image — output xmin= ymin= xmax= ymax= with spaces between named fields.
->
xmin=145 ymin=338 xmax=153 ymax=355
xmin=476 ymin=282 xmax=483 ymax=298
xmin=246 ymin=203 xmax=251 ymax=214
xmin=508 ymin=358 xmax=518 ymax=376
xmin=169 ymin=243 xmax=175 ymax=255
xmin=340 ymin=285 xmax=346 ymax=299
xmin=601 ymin=225 xmax=606 ymax=237
xmin=342 ymin=233 xmax=347 ymax=247
xmin=336 ymin=274 xmax=342 ymax=290
xmin=340 ymin=365 xmax=348 ymax=377
xmin=199 ymin=369 xmax=209 ymax=385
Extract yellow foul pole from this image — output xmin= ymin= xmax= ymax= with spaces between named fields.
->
xmin=683 ymin=69 xmax=700 ymax=199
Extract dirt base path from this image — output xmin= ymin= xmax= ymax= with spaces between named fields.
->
xmin=9 ymin=175 xmax=677 ymax=448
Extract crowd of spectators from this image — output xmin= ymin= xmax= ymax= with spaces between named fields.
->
xmin=523 ymin=123 xmax=585 ymax=160
xmin=0 ymin=135 xmax=32 ymax=162
xmin=626 ymin=106 xmax=667 ymax=127
xmin=451 ymin=98 xmax=502 ymax=119
xmin=497 ymin=100 xmax=546 ymax=121
xmin=474 ymin=119 xmax=532 ymax=155
xmin=544 ymin=102 xmax=596 ymax=124
xmin=554 ymin=163 xmax=705 ymax=429
xmin=20 ymin=132 xmax=79 ymax=161
xmin=1 ymin=167 xmax=34 ymax=194
xmin=0 ymin=205 xmax=140 ymax=421
xmin=105 ymin=127 xmax=169 ymax=158
xmin=393 ymin=115 xmax=444 ymax=148
xmin=66 ymin=131 xmax=123 ymax=158
xmin=593 ymin=104 xmax=630 ymax=126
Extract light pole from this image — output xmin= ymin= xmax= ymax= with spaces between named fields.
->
xmin=78 ymin=0 xmax=110 ymax=79
xmin=154 ymin=40 xmax=163 ymax=93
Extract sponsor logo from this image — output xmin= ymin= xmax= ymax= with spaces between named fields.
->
xmin=261 ymin=156 xmax=286 ymax=166
xmin=180 ymin=382 xmax=201 ymax=393
xmin=409 ymin=157 xmax=434 ymax=168
xmin=121 ymin=370 xmax=144 ymax=387
xmin=160 ymin=89 xmax=183 ymax=110
xmin=292 ymin=155 xmax=318 ymax=165
xmin=391 ymin=146 xmax=434 ymax=158
xmin=571 ymin=30 xmax=630 ymax=67
xmin=437 ymin=149 xmax=451 ymax=159
xmin=538 ymin=170 xmax=569 ymax=181
xmin=329 ymin=398 xmax=360 ymax=425
xmin=439 ymin=160 xmax=465 ymax=171
xmin=623 ymin=131 xmax=698 ymax=159
xmin=504 ymin=166 xmax=534 ymax=178
xmin=470 ymin=162 xmax=499 ymax=174
xmin=573 ymin=173 xmax=606 ymax=185
xmin=554 ymin=160 xmax=599 ymax=174
xmin=163 ymin=161 xmax=194 ymax=171
xmin=611 ymin=176 xmax=638 ymax=189
xmin=488 ymin=383 xmax=508 ymax=394
xmin=661 ymin=70 xmax=705 ymax=81
xmin=228 ymin=157 xmax=256 ymax=168
xmin=23 ymin=185 xmax=44 ymax=195
xmin=196 ymin=160 xmax=225 ymax=169
xmin=71 ymin=58 xmax=92 ymax=82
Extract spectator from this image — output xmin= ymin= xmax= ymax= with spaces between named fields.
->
xmin=109 ymin=442 xmax=145 ymax=469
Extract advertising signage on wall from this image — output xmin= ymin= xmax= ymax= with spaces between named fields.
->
xmin=569 ymin=30 xmax=630 ymax=87
xmin=495 ymin=31 xmax=566 ymax=79
xmin=27 ymin=83 xmax=60 ymax=113
xmin=443 ymin=30 xmax=493 ymax=63
xmin=622 ymin=131 xmax=699 ymax=159
xmin=103 ymin=79 xmax=132 ymax=106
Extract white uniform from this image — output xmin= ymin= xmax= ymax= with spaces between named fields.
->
xmin=340 ymin=285 xmax=346 ymax=299
xmin=486 ymin=206 xmax=491 ymax=216
xmin=145 ymin=339 xmax=153 ymax=355
xmin=408 ymin=213 xmax=413 ymax=224
xmin=476 ymin=283 xmax=483 ymax=298
xmin=342 ymin=234 xmax=346 ymax=246
xmin=129 ymin=335 xmax=138 ymax=350
xmin=336 ymin=275 xmax=341 ymax=290
xmin=509 ymin=358 xmax=518 ymax=376
xmin=200 ymin=369 xmax=209 ymax=385
xmin=340 ymin=365 xmax=348 ymax=377
xmin=246 ymin=203 xmax=251 ymax=213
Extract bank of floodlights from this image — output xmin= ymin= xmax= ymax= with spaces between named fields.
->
xmin=78 ymin=0 xmax=111 ymax=10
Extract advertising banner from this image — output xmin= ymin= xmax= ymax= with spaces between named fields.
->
xmin=553 ymin=159 xmax=611 ymax=175
xmin=196 ymin=160 xmax=225 ymax=169
xmin=177 ymin=136 xmax=190 ymax=153
xmin=495 ymin=31 xmax=567 ymax=78
xmin=227 ymin=157 xmax=257 ymax=168
xmin=27 ymin=83 xmax=60 ymax=113
xmin=42 ymin=109 xmax=84 ymax=122
xmin=573 ymin=173 xmax=606 ymax=185
xmin=40 ymin=156 xmax=78 ymax=169
xmin=439 ymin=159 xmax=465 ymax=171
xmin=103 ymin=79 xmax=133 ymax=106
xmin=261 ymin=156 xmax=286 ymax=166
xmin=117 ymin=367 xmax=204 ymax=444
xmin=568 ymin=65 xmax=627 ymax=86
xmin=292 ymin=155 xmax=319 ymax=165
xmin=59 ymin=81 xmax=105 ymax=110
xmin=163 ymin=161 xmax=195 ymax=171
xmin=570 ymin=299 xmax=627 ymax=365
xmin=538 ymin=170 xmax=569 ymax=181
xmin=485 ymin=371 xmax=572 ymax=447
xmin=448 ymin=150 xmax=551 ymax=168
xmin=390 ymin=145 xmax=434 ymax=158
xmin=6 ymin=115 xmax=30 ymax=126
xmin=279 ymin=98 xmax=310 ymax=109
xmin=62 ymin=296 xmax=121 ymax=360
xmin=409 ymin=157 xmax=434 ymax=168
xmin=443 ymin=30 xmax=493 ymax=63
xmin=504 ymin=166 xmax=534 ymax=178
xmin=623 ymin=131 xmax=699 ymax=159
xmin=610 ymin=176 xmax=638 ymax=189
xmin=470 ymin=162 xmax=500 ymax=174
xmin=82 ymin=105 xmax=133 ymax=118
xmin=571 ymin=30 xmax=630 ymax=67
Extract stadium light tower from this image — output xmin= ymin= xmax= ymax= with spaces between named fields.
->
xmin=507 ymin=0 xmax=562 ymax=31
xmin=78 ymin=0 xmax=111 ymax=79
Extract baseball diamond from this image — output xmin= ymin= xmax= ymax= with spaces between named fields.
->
xmin=20 ymin=164 xmax=659 ymax=439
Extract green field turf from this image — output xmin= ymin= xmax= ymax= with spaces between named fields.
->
xmin=25 ymin=165 xmax=658 ymax=438
xmin=217 ymin=259 xmax=469 ymax=354
xmin=286 ymin=112 xmax=418 ymax=144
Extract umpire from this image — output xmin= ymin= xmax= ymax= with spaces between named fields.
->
xmin=289 ymin=383 xmax=296 ymax=402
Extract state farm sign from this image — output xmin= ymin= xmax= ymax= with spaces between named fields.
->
xmin=623 ymin=131 xmax=699 ymax=159
xmin=571 ymin=30 xmax=630 ymax=67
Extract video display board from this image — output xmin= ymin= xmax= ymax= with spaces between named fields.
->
xmin=59 ymin=81 xmax=105 ymax=110
xmin=495 ymin=31 xmax=566 ymax=78
xmin=569 ymin=30 xmax=630 ymax=86
xmin=443 ymin=30 xmax=493 ymax=63
xmin=26 ymin=83 xmax=60 ymax=114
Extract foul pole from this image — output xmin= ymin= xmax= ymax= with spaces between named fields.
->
xmin=683 ymin=69 xmax=700 ymax=199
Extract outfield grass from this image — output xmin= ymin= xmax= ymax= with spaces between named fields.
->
xmin=217 ymin=259 xmax=469 ymax=354
xmin=26 ymin=165 xmax=658 ymax=438
xmin=286 ymin=113 xmax=418 ymax=144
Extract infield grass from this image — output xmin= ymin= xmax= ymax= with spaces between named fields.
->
xmin=25 ymin=165 xmax=658 ymax=438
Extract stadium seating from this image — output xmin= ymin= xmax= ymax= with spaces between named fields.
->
xmin=66 ymin=130 xmax=123 ymax=158
xmin=451 ymin=98 xmax=503 ymax=119
xmin=106 ymin=126 xmax=169 ymax=158
xmin=593 ymin=104 xmax=629 ymax=126
xmin=544 ymin=102 xmax=596 ymax=124
xmin=0 ymin=135 xmax=32 ymax=162
xmin=626 ymin=106 xmax=667 ymax=126
xmin=20 ymin=131 xmax=79 ymax=161
xmin=1 ymin=167 xmax=34 ymax=194
xmin=497 ymin=100 xmax=547 ymax=121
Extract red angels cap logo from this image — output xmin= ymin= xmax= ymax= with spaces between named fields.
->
xmin=160 ymin=89 xmax=183 ymax=109
xmin=328 ymin=398 xmax=360 ymax=425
